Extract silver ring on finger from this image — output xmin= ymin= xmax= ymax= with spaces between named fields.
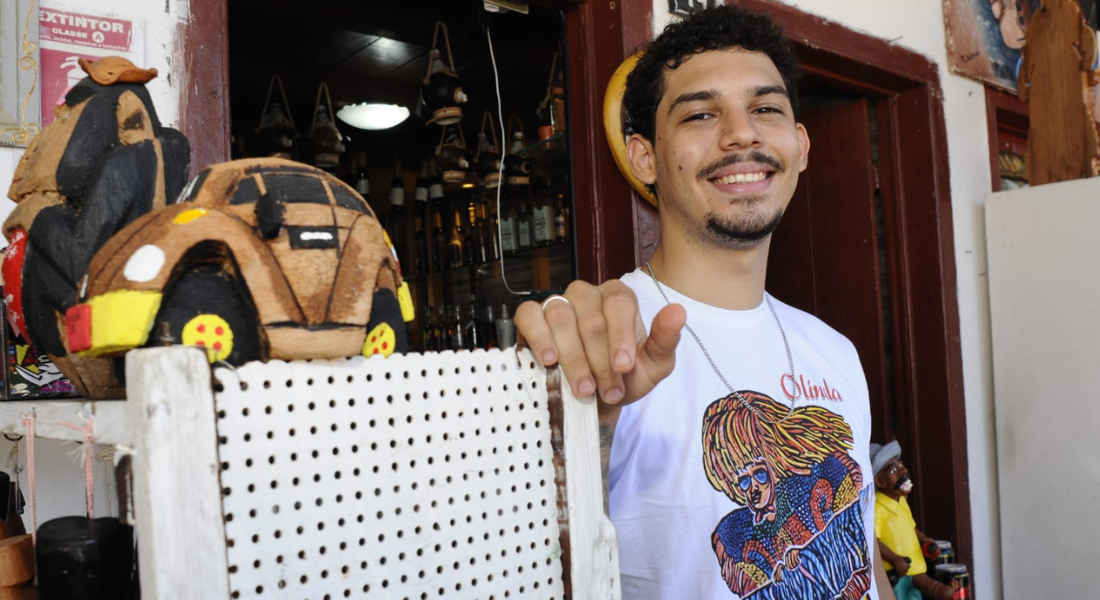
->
xmin=540 ymin=295 xmax=571 ymax=311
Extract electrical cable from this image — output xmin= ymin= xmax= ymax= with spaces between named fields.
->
xmin=485 ymin=25 xmax=531 ymax=297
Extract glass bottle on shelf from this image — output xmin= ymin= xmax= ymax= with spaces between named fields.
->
xmin=483 ymin=304 xmax=499 ymax=349
xmin=516 ymin=190 xmax=533 ymax=250
xmin=481 ymin=193 xmax=501 ymax=262
xmin=437 ymin=301 xmax=451 ymax=347
xmin=554 ymin=192 xmax=570 ymax=242
xmin=388 ymin=153 xmax=406 ymax=262
xmin=428 ymin=157 xmax=445 ymax=203
xmin=414 ymin=160 xmax=430 ymax=205
xmin=532 ymin=179 xmax=553 ymax=246
xmin=499 ymin=188 xmax=517 ymax=253
xmin=495 ymin=303 xmax=516 ymax=347
xmin=470 ymin=198 xmax=487 ymax=265
xmin=451 ymin=304 xmax=466 ymax=351
xmin=432 ymin=305 xmax=445 ymax=351
xmin=432 ymin=206 xmax=448 ymax=272
xmin=355 ymin=151 xmax=371 ymax=205
xmin=463 ymin=199 xmax=478 ymax=266
xmin=412 ymin=161 xmax=430 ymax=275
xmin=464 ymin=298 xmax=481 ymax=350
xmin=448 ymin=207 xmax=466 ymax=268
xmin=422 ymin=305 xmax=437 ymax=352
xmin=413 ymin=210 xmax=429 ymax=276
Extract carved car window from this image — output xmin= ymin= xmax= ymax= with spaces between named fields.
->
xmin=176 ymin=169 xmax=211 ymax=204
xmin=230 ymin=173 xmax=328 ymax=206
xmin=330 ymin=183 xmax=373 ymax=216
xmin=267 ymin=174 xmax=328 ymax=204
xmin=229 ymin=175 xmax=262 ymax=205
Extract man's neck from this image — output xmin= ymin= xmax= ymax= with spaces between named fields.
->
xmin=646 ymin=236 xmax=770 ymax=310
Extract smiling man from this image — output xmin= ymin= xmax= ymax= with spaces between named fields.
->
xmin=516 ymin=5 xmax=892 ymax=599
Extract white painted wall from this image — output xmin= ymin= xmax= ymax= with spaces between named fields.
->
xmin=653 ymin=1 xmax=1001 ymax=597
xmin=985 ymin=178 xmax=1100 ymax=600
xmin=0 ymin=0 xmax=189 ymax=527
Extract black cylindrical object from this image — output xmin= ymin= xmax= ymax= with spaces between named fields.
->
xmin=36 ymin=516 xmax=135 ymax=600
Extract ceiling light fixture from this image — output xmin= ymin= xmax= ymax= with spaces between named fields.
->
xmin=336 ymin=103 xmax=410 ymax=130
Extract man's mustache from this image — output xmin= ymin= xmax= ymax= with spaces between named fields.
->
xmin=698 ymin=151 xmax=784 ymax=181
xmin=894 ymin=476 xmax=912 ymax=491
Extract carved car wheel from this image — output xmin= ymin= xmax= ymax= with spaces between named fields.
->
xmin=363 ymin=288 xmax=407 ymax=357
xmin=153 ymin=265 xmax=262 ymax=364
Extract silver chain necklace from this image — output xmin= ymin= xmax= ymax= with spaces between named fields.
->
xmin=645 ymin=261 xmax=796 ymax=424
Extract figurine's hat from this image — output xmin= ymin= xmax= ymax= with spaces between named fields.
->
xmin=870 ymin=440 xmax=902 ymax=476
xmin=78 ymin=56 xmax=158 ymax=86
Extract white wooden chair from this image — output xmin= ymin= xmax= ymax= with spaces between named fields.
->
xmin=126 ymin=346 xmax=620 ymax=599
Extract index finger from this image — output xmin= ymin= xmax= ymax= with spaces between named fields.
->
xmin=597 ymin=280 xmax=644 ymax=373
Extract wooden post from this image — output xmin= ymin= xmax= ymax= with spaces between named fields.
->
xmin=550 ymin=368 xmax=622 ymax=600
xmin=126 ymin=347 xmax=230 ymax=599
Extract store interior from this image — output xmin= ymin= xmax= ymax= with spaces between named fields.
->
xmin=226 ymin=0 xmax=576 ymax=351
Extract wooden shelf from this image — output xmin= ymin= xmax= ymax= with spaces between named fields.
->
xmin=0 ymin=400 xmax=131 ymax=444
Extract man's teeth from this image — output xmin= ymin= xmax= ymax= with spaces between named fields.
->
xmin=715 ymin=172 xmax=767 ymax=184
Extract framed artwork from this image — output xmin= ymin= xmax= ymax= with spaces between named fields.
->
xmin=944 ymin=0 xmax=1097 ymax=91
xmin=0 ymin=0 xmax=40 ymax=148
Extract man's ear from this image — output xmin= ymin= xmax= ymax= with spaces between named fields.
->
xmin=626 ymin=133 xmax=658 ymax=186
xmin=991 ymin=0 xmax=1004 ymax=20
xmin=796 ymin=122 xmax=810 ymax=174
xmin=873 ymin=471 xmax=887 ymax=490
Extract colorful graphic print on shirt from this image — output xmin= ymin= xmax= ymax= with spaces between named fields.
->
xmin=702 ymin=391 xmax=872 ymax=599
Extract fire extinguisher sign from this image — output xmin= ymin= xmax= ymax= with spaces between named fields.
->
xmin=37 ymin=6 xmax=141 ymax=127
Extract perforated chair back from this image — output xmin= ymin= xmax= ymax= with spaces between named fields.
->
xmin=125 ymin=346 xmax=620 ymax=600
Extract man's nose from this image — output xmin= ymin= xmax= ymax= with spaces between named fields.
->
xmin=718 ymin=111 xmax=763 ymax=150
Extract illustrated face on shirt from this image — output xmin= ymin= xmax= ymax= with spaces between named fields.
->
xmin=875 ymin=458 xmax=913 ymax=499
xmin=737 ymin=458 xmax=776 ymax=520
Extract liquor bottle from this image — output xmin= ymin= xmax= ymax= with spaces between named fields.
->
xmin=422 ymin=305 xmax=437 ymax=352
xmin=355 ymin=151 xmax=371 ymax=204
xmin=414 ymin=160 xmax=430 ymax=204
xmin=554 ymin=192 xmax=570 ymax=242
xmin=432 ymin=207 xmax=448 ymax=272
xmin=495 ymin=303 xmax=516 ymax=348
xmin=470 ymin=198 xmax=488 ymax=265
xmin=432 ymin=305 xmax=445 ymax=351
xmin=439 ymin=303 xmax=454 ymax=350
xmin=532 ymin=179 xmax=554 ymax=245
xmin=516 ymin=191 xmax=533 ymax=249
xmin=413 ymin=210 xmax=429 ymax=276
xmin=483 ymin=304 xmax=499 ymax=349
xmin=499 ymin=188 xmax=517 ymax=253
xmin=428 ymin=157 xmax=445 ymax=202
xmin=481 ymin=196 xmax=501 ymax=261
xmin=464 ymin=299 xmax=481 ymax=350
xmin=448 ymin=207 xmax=466 ymax=268
xmin=412 ymin=160 xmax=430 ymax=275
xmin=463 ymin=197 xmax=478 ymax=265
xmin=451 ymin=304 xmax=466 ymax=351
xmin=388 ymin=153 xmax=406 ymax=262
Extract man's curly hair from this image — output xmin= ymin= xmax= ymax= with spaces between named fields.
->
xmin=622 ymin=6 xmax=801 ymax=145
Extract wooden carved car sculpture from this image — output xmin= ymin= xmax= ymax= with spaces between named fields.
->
xmin=2 ymin=57 xmax=190 ymax=398
xmin=64 ymin=158 xmax=413 ymax=391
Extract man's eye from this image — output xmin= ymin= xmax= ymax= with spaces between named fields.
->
xmin=755 ymin=106 xmax=784 ymax=115
xmin=684 ymin=113 xmax=711 ymax=122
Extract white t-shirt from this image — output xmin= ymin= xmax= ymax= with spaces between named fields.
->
xmin=611 ymin=269 xmax=879 ymax=600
